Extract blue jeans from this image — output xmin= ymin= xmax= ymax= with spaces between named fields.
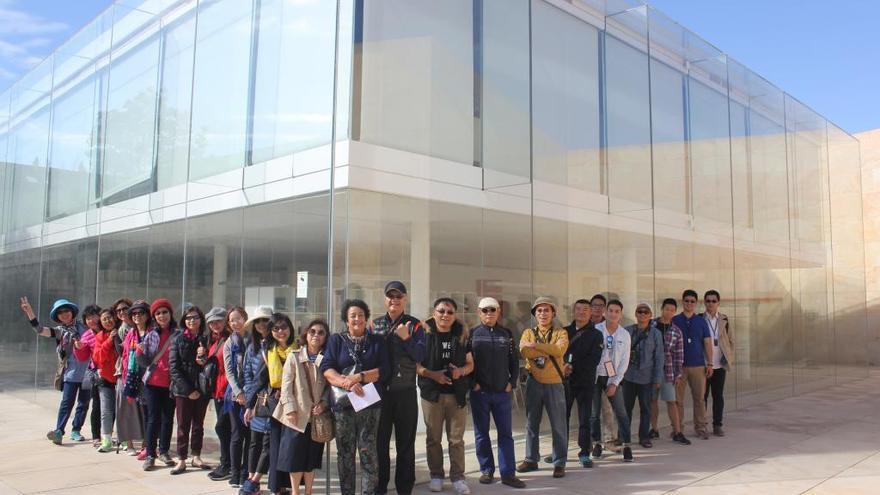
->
xmin=470 ymin=389 xmax=515 ymax=478
xmin=55 ymin=381 xmax=90 ymax=434
xmin=591 ymin=376 xmax=631 ymax=444
xmin=623 ymin=380 xmax=653 ymax=442
xmin=524 ymin=377 xmax=568 ymax=466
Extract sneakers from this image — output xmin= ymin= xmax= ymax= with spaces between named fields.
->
xmin=552 ymin=466 xmax=565 ymax=478
xmin=97 ymin=435 xmax=113 ymax=453
xmin=713 ymin=426 xmax=725 ymax=437
xmin=500 ymin=476 xmax=526 ymax=489
xmin=229 ymin=473 xmax=242 ymax=488
xmin=622 ymin=446 xmax=633 ymax=463
xmin=70 ymin=430 xmax=85 ymax=442
xmin=673 ymin=432 xmax=692 ymax=445
xmin=136 ymin=448 xmax=148 ymax=461
xmin=591 ymin=443 xmax=603 ymax=459
xmin=578 ymin=454 xmax=593 ymax=468
xmin=478 ymin=473 xmax=493 ymax=485
xmin=208 ymin=466 xmax=231 ymax=481
xmin=158 ymin=453 xmax=175 ymax=466
xmin=429 ymin=478 xmax=443 ymax=492
xmin=639 ymin=439 xmax=653 ymax=448
xmin=47 ymin=429 xmax=62 ymax=445
xmin=142 ymin=457 xmax=156 ymax=471
xmin=649 ymin=429 xmax=660 ymax=439
xmin=452 ymin=479 xmax=471 ymax=495
xmin=515 ymin=460 xmax=538 ymax=473
xmin=239 ymin=479 xmax=260 ymax=495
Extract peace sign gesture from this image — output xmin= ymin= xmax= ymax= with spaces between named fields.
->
xmin=20 ymin=297 xmax=36 ymax=320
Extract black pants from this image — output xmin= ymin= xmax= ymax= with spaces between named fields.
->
xmin=268 ymin=418 xmax=291 ymax=492
xmin=622 ymin=380 xmax=653 ymax=442
xmin=377 ymin=388 xmax=418 ymax=495
xmin=248 ymin=428 xmax=270 ymax=475
xmin=704 ymin=368 xmax=726 ymax=427
xmin=214 ymin=399 xmax=231 ymax=470
xmin=229 ymin=403 xmax=250 ymax=480
xmin=90 ymin=384 xmax=101 ymax=440
xmin=144 ymin=385 xmax=175 ymax=457
xmin=565 ymin=383 xmax=594 ymax=456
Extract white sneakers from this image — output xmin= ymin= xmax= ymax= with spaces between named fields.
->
xmin=430 ymin=478 xmax=470 ymax=494
xmin=452 ymin=479 xmax=471 ymax=495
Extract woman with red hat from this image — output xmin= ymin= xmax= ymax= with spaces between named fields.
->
xmin=139 ymin=298 xmax=178 ymax=471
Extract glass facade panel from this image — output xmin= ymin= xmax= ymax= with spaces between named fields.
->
xmin=251 ymin=0 xmax=337 ymax=165
xmin=187 ymin=0 xmax=252 ymax=182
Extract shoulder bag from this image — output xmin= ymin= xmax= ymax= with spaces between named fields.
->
xmin=302 ymin=359 xmax=334 ymax=442
xmin=142 ymin=332 xmax=174 ymax=385
xmin=198 ymin=338 xmax=224 ymax=397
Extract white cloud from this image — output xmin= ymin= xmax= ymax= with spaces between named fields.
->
xmin=0 ymin=2 xmax=68 ymax=37
xmin=0 ymin=0 xmax=72 ymax=87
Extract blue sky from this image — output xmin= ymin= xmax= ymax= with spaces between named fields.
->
xmin=1 ymin=0 xmax=877 ymax=134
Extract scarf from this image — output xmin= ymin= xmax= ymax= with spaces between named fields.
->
xmin=267 ymin=344 xmax=294 ymax=388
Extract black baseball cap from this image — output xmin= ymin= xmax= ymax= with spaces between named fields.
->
xmin=384 ymin=281 xmax=407 ymax=295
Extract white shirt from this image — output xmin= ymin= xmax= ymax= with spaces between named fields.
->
xmin=707 ymin=313 xmax=722 ymax=369
xmin=595 ymin=321 xmax=631 ymax=386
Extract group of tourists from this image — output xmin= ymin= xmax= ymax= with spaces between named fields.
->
xmin=21 ymin=281 xmax=733 ymax=495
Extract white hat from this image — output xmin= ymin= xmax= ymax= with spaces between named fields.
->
xmin=478 ymin=297 xmax=500 ymax=309
xmin=245 ymin=305 xmax=274 ymax=333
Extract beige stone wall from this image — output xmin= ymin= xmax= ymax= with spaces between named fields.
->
xmin=857 ymin=129 xmax=880 ymax=344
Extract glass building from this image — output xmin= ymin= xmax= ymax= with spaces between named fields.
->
xmin=0 ymin=0 xmax=867 ymax=417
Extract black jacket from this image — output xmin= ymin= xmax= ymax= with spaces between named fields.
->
xmin=564 ymin=320 xmax=603 ymax=388
xmin=371 ymin=313 xmax=426 ymax=392
xmin=169 ymin=329 xmax=208 ymax=397
xmin=419 ymin=318 xmax=470 ymax=407
xmin=468 ymin=323 xmax=518 ymax=393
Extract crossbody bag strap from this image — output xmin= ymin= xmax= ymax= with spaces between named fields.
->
xmin=533 ymin=327 xmax=566 ymax=382
xmin=150 ymin=331 xmax=174 ymax=368
xmin=301 ymin=359 xmax=317 ymax=406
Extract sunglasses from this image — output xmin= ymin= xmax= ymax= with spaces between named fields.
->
xmin=435 ymin=309 xmax=455 ymax=316
xmin=184 ymin=315 xmax=201 ymax=321
xmin=480 ymin=307 xmax=497 ymax=314
xmin=131 ymin=310 xmax=146 ymax=317
xmin=308 ymin=328 xmax=326 ymax=336
xmin=636 ymin=309 xmax=651 ymax=315
xmin=272 ymin=325 xmax=289 ymax=332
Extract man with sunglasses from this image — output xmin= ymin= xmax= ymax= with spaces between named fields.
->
xmin=701 ymin=290 xmax=733 ymax=437
xmin=672 ymin=289 xmax=713 ymax=440
xmin=623 ymin=303 xmax=664 ymax=449
xmin=561 ymin=298 xmax=603 ymax=468
xmin=371 ymin=281 xmax=426 ymax=495
xmin=468 ymin=298 xmax=524 ymax=488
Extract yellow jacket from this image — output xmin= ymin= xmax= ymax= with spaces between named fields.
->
xmin=520 ymin=326 xmax=569 ymax=384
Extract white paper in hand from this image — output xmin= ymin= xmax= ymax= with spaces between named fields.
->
xmin=348 ymin=382 xmax=381 ymax=412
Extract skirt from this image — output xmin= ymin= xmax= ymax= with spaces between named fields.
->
xmin=115 ymin=379 xmax=144 ymax=442
xmin=277 ymin=422 xmax=325 ymax=473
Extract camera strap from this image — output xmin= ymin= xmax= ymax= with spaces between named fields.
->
xmin=530 ymin=327 xmax=566 ymax=382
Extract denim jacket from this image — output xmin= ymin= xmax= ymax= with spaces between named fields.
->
xmin=623 ymin=323 xmax=665 ymax=385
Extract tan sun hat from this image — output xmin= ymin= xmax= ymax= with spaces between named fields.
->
xmin=530 ymin=296 xmax=557 ymax=315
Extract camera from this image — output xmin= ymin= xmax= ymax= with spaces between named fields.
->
xmin=533 ymin=356 xmax=546 ymax=369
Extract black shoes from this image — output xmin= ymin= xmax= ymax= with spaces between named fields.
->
xmin=622 ymin=447 xmax=633 ymax=463
xmin=591 ymin=443 xmax=603 ymax=459
xmin=208 ymin=466 xmax=231 ymax=481
xmin=501 ymin=476 xmax=526 ymax=489
xmin=542 ymin=455 xmax=554 ymax=464
xmin=649 ymin=429 xmax=660 ymax=439
xmin=479 ymin=473 xmax=493 ymax=485
xmin=672 ymin=432 xmax=692 ymax=445
xmin=713 ymin=426 xmax=725 ymax=437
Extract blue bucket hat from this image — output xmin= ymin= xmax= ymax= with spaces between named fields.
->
xmin=49 ymin=299 xmax=79 ymax=323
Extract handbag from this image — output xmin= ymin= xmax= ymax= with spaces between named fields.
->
xmin=82 ymin=367 xmax=99 ymax=391
xmin=54 ymin=354 xmax=67 ymax=392
xmin=198 ymin=338 xmax=224 ymax=397
xmin=254 ymin=350 xmax=279 ymax=418
xmin=330 ymin=334 xmax=363 ymax=409
xmin=302 ymin=360 xmax=334 ymax=443
xmin=142 ymin=331 xmax=174 ymax=385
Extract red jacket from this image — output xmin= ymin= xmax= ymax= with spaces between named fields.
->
xmin=210 ymin=337 xmax=228 ymax=400
xmin=92 ymin=330 xmax=119 ymax=384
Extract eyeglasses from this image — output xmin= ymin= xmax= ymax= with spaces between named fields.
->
xmin=155 ymin=310 xmax=170 ymax=316
xmin=272 ymin=325 xmax=289 ymax=332
xmin=184 ymin=315 xmax=201 ymax=321
xmin=435 ymin=309 xmax=455 ymax=316
xmin=308 ymin=328 xmax=326 ymax=336
xmin=115 ymin=308 xmax=129 ymax=314
xmin=480 ymin=307 xmax=497 ymax=314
